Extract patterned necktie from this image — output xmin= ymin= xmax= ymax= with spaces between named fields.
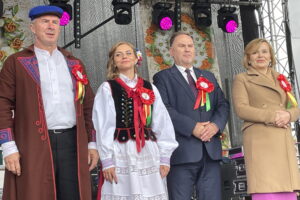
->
xmin=185 ymin=69 xmax=198 ymax=97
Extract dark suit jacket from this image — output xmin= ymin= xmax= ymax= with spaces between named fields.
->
xmin=153 ymin=65 xmax=229 ymax=165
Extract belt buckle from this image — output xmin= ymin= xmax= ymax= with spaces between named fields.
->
xmin=53 ymin=129 xmax=63 ymax=134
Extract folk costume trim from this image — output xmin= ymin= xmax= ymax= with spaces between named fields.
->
xmin=71 ymin=64 xmax=88 ymax=104
xmin=115 ymin=77 xmax=155 ymax=152
xmin=36 ymin=87 xmax=48 ymax=141
xmin=0 ymin=128 xmax=13 ymax=144
xmin=17 ymin=56 xmax=40 ymax=85
xmin=194 ymin=76 xmax=214 ymax=111
xmin=277 ymin=74 xmax=298 ymax=108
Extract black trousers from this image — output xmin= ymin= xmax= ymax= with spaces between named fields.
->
xmin=49 ymin=128 xmax=80 ymax=200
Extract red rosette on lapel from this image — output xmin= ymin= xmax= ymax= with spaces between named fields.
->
xmin=277 ymin=74 xmax=298 ymax=107
xmin=71 ymin=64 xmax=89 ymax=103
xmin=194 ymin=77 xmax=214 ymax=111
xmin=277 ymin=74 xmax=291 ymax=92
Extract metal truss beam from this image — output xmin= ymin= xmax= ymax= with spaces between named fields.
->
xmin=258 ymin=0 xmax=289 ymax=76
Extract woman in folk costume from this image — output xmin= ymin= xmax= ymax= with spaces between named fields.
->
xmin=232 ymin=38 xmax=300 ymax=200
xmin=92 ymin=41 xmax=178 ymax=199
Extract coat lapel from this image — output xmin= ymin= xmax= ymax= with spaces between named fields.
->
xmin=17 ymin=45 xmax=41 ymax=86
xmin=17 ymin=55 xmax=41 ymax=86
xmin=247 ymin=67 xmax=286 ymax=102
xmin=66 ymin=58 xmax=78 ymax=92
xmin=170 ymin=65 xmax=195 ymax=101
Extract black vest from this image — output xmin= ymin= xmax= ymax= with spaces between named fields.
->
xmin=107 ymin=79 xmax=157 ymax=143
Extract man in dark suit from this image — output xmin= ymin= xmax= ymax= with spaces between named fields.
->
xmin=153 ymin=32 xmax=229 ymax=200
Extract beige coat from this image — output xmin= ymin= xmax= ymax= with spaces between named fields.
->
xmin=232 ymin=67 xmax=300 ymax=194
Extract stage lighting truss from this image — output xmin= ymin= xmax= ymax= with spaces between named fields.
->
xmin=112 ymin=0 xmax=132 ymax=25
xmin=49 ymin=0 xmax=72 ymax=26
xmin=192 ymin=2 xmax=212 ymax=27
xmin=217 ymin=6 xmax=239 ymax=33
xmin=152 ymin=2 xmax=174 ymax=31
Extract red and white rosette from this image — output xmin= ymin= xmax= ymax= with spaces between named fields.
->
xmin=277 ymin=74 xmax=298 ymax=107
xmin=194 ymin=77 xmax=214 ymax=111
xmin=137 ymin=87 xmax=155 ymax=127
xmin=71 ymin=64 xmax=88 ymax=103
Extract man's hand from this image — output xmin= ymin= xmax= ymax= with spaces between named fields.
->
xmin=103 ymin=167 xmax=118 ymax=184
xmin=192 ymin=121 xmax=210 ymax=139
xmin=88 ymin=149 xmax=99 ymax=171
xmin=160 ymin=165 xmax=170 ymax=178
xmin=199 ymin=122 xmax=219 ymax=142
xmin=275 ymin=110 xmax=291 ymax=128
xmin=4 ymin=152 xmax=21 ymax=176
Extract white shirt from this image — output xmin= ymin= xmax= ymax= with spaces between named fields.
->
xmin=176 ymin=65 xmax=197 ymax=82
xmin=92 ymin=74 xmax=178 ymax=169
xmin=35 ymin=46 xmax=76 ymax=129
xmin=2 ymin=46 xmax=96 ymax=158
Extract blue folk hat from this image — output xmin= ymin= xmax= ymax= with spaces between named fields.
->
xmin=29 ymin=5 xmax=63 ymax=20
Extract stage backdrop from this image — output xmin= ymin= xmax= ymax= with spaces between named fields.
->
xmin=0 ymin=0 xmax=247 ymax=149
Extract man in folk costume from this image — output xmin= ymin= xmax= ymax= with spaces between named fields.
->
xmin=153 ymin=32 xmax=229 ymax=200
xmin=0 ymin=5 xmax=99 ymax=200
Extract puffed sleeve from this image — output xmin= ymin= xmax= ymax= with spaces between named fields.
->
xmin=92 ymin=82 xmax=116 ymax=170
xmin=151 ymin=84 xmax=178 ymax=166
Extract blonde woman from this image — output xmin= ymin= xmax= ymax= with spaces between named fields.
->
xmin=92 ymin=42 xmax=178 ymax=199
xmin=232 ymin=38 xmax=300 ymax=200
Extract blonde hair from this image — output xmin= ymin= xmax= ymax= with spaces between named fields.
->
xmin=243 ymin=38 xmax=276 ymax=69
xmin=106 ymin=41 xmax=138 ymax=80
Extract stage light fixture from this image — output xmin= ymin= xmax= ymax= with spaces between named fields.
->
xmin=49 ymin=0 xmax=72 ymax=26
xmin=192 ymin=2 xmax=212 ymax=27
xmin=152 ymin=2 xmax=174 ymax=31
xmin=112 ymin=0 xmax=132 ymax=25
xmin=217 ymin=6 xmax=239 ymax=33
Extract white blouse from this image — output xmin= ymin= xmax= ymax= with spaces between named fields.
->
xmin=92 ymin=74 xmax=178 ymax=169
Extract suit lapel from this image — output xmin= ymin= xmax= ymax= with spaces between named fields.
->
xmin=170 ymin=65 xmax=195 ymax=101
xmin=194 ymin=67 xmax=203 ymax=79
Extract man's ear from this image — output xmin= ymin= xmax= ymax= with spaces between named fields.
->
xmin=169 ymin=47 xmax=174 ymax=57
xmin=30 ymin=23 xmax=35 ymax=34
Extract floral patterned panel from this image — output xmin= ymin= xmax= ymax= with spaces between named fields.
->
xmin=0 ymin=4 xmax=27 ymax=70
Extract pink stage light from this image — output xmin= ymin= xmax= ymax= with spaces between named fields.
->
xmin=60 ymin=11 xmax=70 ymax=26
xmin=225 ymin=20 xmax=238 ymax=33
xmin=159 ymin=16 xmax=173 ymax=30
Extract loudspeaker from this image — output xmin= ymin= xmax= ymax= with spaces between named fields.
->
xmin=239 ymin=0 xmax=259 ymax=46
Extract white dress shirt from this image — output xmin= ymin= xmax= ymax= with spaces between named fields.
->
xmin=176 ymin=65 xmax=197 ymax=82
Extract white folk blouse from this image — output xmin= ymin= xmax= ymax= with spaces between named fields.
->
xmin=92 ymin=74 xmax=178 ymax=199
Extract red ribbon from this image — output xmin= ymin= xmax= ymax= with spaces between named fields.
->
xmin=115 ymin=77 xmax=146 ymax=152
xmin=194 ymin=77 xmax=214 ymax=110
